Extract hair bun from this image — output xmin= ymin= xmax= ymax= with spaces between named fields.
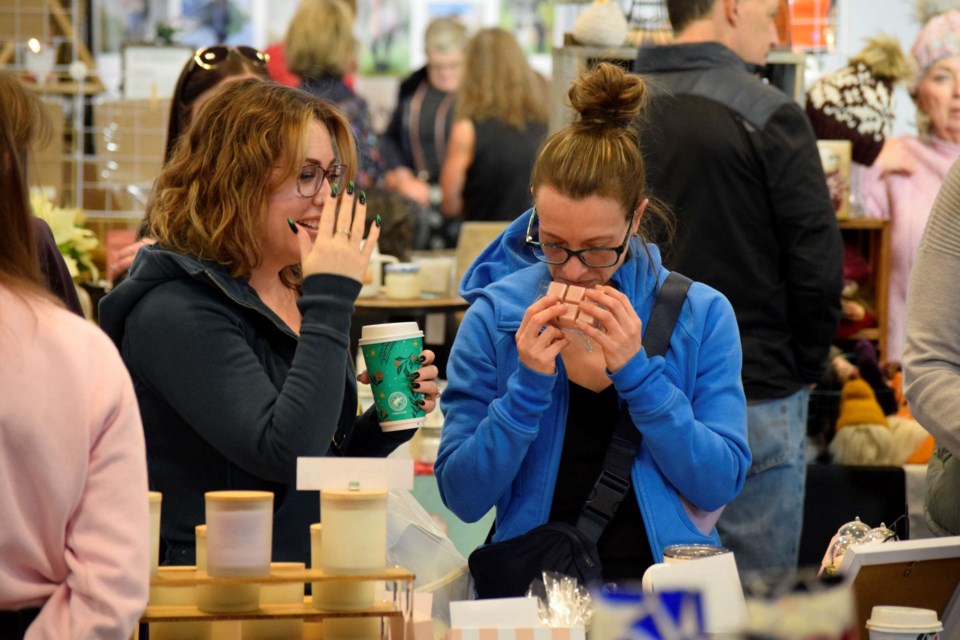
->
xmin=568 ymin=62 xmax=646 ymax=129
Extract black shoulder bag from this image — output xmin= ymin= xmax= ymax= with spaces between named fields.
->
xmin=467 ymin=272 xmax=693 ymax=599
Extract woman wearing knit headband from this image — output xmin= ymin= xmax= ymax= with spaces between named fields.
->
xmin=861 ymin=9 xmax=960 ymax=363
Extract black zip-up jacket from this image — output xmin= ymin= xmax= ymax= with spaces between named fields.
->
xmin=635 ymin=42 xmax=843 ymax=400
xmin=99 ymin=246 xmax=412 ymax=565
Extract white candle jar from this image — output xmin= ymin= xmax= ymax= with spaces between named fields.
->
xmin=200 ymin=492 xmax=272 ymax=613
xmin=384 ymin=263 xmax=422 ymax=300
xmin=313 ymin=490 xmax=387 ymax=612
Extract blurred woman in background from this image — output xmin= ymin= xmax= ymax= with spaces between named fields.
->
xmin=439 ymin=27 xmax=549 ymax=224
xmin=862 ymin=10 xmax=960 ymax=362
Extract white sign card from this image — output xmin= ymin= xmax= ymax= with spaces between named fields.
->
xmin=297 ymin=457 xmax=413 ymax=491
xmin=450 ymin=597 xmax=541 ymax=629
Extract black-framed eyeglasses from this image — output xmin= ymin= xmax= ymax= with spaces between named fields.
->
xmin=193 ymin=45 xmax=269 ymax=71
xmin=296 ymin=162 xmax=348 ymax=198
xmin=525 ymin=206 xmax=635 ymax=268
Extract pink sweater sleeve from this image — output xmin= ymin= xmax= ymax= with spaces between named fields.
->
xmin=23 ymin=314 xmax=150 ymax=640
xmin=859 ymin=157 xmax=891 ymax=220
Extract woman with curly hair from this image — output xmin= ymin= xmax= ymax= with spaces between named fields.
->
xmin=99 ymin=80 xmax=442 ymax=565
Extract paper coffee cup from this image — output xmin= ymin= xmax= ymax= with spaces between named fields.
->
xmin=866 ymin=606 xmax=942 ymax=640
xmin=358 ymin=322 xmax=426 ymax=431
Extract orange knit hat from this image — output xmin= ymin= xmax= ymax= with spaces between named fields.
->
xmin=836 ymin=379 xmax=888 ymax=430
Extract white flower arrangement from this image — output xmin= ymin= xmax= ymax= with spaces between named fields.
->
xmin=31 ymin=190 xmax=100 ymax=282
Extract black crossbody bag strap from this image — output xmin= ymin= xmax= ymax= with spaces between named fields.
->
xmin=575 ymin=271 xmax=693 ymax=542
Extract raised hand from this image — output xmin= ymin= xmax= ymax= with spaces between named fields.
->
xmin=294 ymin=187 xmax=380 ymax=283
xmin=577 ymin=285 xmax=643 ymax=373
xmin=516 ymin=295 xmax=570 ymax=374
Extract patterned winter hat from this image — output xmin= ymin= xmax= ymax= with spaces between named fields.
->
xmin=910 ymin=9 xmax=960 ymax=93
xmin=806 ymin=36 xmax=911 ymax=166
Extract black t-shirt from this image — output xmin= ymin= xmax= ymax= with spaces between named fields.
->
xmin=549 ymin=382 xmax=655 ymax=583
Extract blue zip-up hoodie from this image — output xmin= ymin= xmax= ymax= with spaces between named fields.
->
xmin=435 ymin=212 xmax=750 ymax=561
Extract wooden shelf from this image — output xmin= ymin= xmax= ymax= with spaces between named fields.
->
xmin=142 ymin=599 xmax=403 ymax=623
xmin=837 ymin=218 xmax=891 ymax=361
xmin=141 ymin=565 xmax=414 ymax=631
xmin=150 ymin=566 xmax=414 ymax=587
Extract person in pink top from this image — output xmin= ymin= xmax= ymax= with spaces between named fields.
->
xmin=0 ymin=72 xmax=150 ymax=639
xmin=862 ymin=10 xmax=960 ymax=362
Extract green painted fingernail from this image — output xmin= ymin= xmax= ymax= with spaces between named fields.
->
xmin=347 ymin=180 xmax=355 ymax=195
xmin=359 ymin=190 xmax=367 ymax=205
xmin=374 ymin=213 xmax=381 ymax=227
xmin=287 ymin=218 xmax=298 ymax=234
xmin=331 ymin=184 xmax=339 ymax=197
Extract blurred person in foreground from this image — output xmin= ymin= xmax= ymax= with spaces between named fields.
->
xmin=904 ymin=158 xmax=960 ymax=536
xmin=0 ymin=71 xmax=150 ymax=640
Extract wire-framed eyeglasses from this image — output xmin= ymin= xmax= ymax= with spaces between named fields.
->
xmin=296 ymin=162 xmax=348 ymax=199
xmin=193 ymin=45 xmax=269 ymax=71
xmin=525 ymin=206 xmax=635 ymax=268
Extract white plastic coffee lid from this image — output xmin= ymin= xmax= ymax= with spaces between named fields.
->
xmin=359 ymin=321 xmax=423 ymax=344
xmin=866 ymin=606 xmax=943 ymax=632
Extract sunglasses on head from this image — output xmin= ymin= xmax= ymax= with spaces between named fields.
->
xmin=193 ymin=45 xmax=269 ymax=70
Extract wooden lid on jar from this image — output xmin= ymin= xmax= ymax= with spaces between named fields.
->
xmin=205 ymin=490 xmax=273 ymax=502
xmin=321 ymin=489 xmax=387 ymax=502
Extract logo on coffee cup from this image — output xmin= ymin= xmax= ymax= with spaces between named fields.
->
xmin=388 ymin=392 xmax=409 ymax=412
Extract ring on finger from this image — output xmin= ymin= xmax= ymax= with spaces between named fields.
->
xmin=336 ymin=228 xmax=352 ymax=238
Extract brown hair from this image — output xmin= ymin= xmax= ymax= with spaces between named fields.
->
xmin=286 ymin=0 xmax=356 ymax=79
xmin=531 ymin=63 xmax=673 ymax=244
xmin=165 ymin=47 xmax=269 ymax=164
xmin=666 ymin=0 xmax=718 ymax=32
xmin=454 ymin=28 xmax=548 ymax=131
xmin=0 ymin=72 xmax=51 ymax=293
xmin=147 ymin=79 xmax=357 ymax=284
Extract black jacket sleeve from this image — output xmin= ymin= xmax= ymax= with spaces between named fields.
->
xmin=759 ymin=103 xmax=844 ymax=383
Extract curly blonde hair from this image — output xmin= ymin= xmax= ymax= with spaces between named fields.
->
xmin=532 ymin=63 xmax=673 ymax=243
xmin=454 ymin=28 xmax=548 ymax=131
xmin=148 ymin=79 xmax=357 ymax=282
xmin=286 ymin=0 xmax=356 ymax=78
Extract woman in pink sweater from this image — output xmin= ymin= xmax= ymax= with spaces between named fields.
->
xmin=0 ymin=72 xmax=151 ymax=639
xmin=862 ymin=10 xmax=960 ymax=362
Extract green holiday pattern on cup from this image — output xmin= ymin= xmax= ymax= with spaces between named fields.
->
xmin=361 ymin=336 xmax=425 ymax=425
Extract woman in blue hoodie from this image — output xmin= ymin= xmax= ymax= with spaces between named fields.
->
xmin=435 ymin=63 xmax=750 ymax=583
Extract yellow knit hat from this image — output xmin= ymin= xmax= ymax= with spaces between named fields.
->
xmin=836 ymin=379 xmax=888 ymax=430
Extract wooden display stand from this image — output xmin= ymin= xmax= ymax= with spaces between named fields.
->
xmin=141 ymin=566 xmax=415 ymax=639
xmin=837 ymin=218 xmax=890 ymax=361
